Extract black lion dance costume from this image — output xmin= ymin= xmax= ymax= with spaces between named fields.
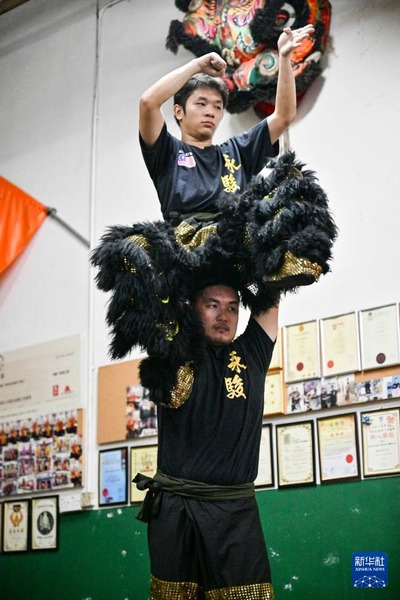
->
xmin=166 ymin=0 xmax=332 ymax=116
xmin=91 ymin=151 xmax=337 ymax=404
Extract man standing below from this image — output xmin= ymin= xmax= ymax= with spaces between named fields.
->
xmin=136 ymin=284 xmax=279 ymax=599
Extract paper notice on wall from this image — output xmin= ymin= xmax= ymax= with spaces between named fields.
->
xmin=0 ymin=334 xmax=82 ymax=421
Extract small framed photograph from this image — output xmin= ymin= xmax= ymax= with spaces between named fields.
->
xmin=317 ymin=413 xmax=360 ymax=483
xmin=255 ymin=425 xmax=274 ymax=488
xmin=31 ymin=496 xmax=59 ymax=551
xmin=2 ymin=499 xmax=30 ymax=553
xmin=130 ymin=445 xmax=158 ymax=503
xmin=99 ymin=447 xmax=128 ymax=506
xmin=361 ymin=408 xmax=400 ymax=478
xmin=276 ymin=421 xmax=316 ymax=487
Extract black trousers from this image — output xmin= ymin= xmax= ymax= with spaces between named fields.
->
xmin=148 ymin=491 xmax=274 ymax=598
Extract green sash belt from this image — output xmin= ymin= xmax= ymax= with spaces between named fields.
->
xmin=132 ymin=470 xmax=255 ymax=523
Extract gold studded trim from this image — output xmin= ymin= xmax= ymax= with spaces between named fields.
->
xmin=122 ymin=234 xmax=151 ymax=273
xmin=206 ymin=582 xmax=275 ymax=600
xmin=150 ymin=575 xmax=199 ymax=600
xmin=175 ymin=221 xmax=218 ymax=250
xmin=123 ymin=255 xmax=137 ymax=273
xmin=265 ymin=250 xmax=322 ymax=283
xmin=125 ymin=234 xmax=150 ymax=250
xmin=163 ymin=363 xmax=194 ymax=409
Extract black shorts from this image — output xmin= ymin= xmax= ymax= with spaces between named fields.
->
xmin=147 ymin=491 xmax=274 ymax=599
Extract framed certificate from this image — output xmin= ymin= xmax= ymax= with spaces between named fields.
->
xmin=264 ymin=372 xmax=285 ymax=415
xmin=130 ymin=445 xmax=158 ymax=503
xmin=31 ymin=496 xmax=59 ymax=551
xmin=269 ymin=328 xmax=283 ymax=370
xmin=276 ymin=421 xmax=316 ymax=487
xmin=359 ymin=304 xmax=400 ymax=370
xmin=320 ymin=312 xmax=360 ymax=377
xmin=284 ymin=320 xmax=320 ymax=382
xmin=99 ymin=447 xmax=128 ymax=506
xmin=2 ymin=499 xmax=30 ymax=553
xmin=255 ymin=425 xmax=274 ymax=488
xmin=317 ymin=414 xmax=360 ymax=483
xmin=361 ymin=408 xmax=400 ymax=477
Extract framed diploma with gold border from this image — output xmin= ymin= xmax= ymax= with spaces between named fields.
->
xmin=130 ymin=444 xmax=158 ymax=503
xmin=284 ymin=320 xmax=320 ymax=383
xmin=359 ymin=304 xmax=400 ymax=371
xmin=320 ymin=312 xmax=360 ymax=377
xmin=276 ymin=421 xmax=316 ymax=487
xmin=2 ymin=499 xmax=30 ymax=553
xmin=31 ymin=496 xmax=59 ymax=551
xmin=255 ymin=425 xmax=274 ymax=488
xmin=317 ymin=413 xmax=360 ymax=483
xmin=264 ymin=372 xmax=285 ymax=415
xmin=361 ymin=408 xmax=400 ymax=477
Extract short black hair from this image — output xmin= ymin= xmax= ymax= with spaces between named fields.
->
xmin=173 ymin=73 xmax=229 ymax=126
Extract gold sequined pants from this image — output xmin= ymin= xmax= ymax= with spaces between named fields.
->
xmin=150 ymin=575 xmax=275 ymax=599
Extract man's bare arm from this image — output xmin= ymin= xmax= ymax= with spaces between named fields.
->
xmin=267 ymin=24 xmax=315 ymax=144
xmin=139 ymin=53 xmax=226 ymax=147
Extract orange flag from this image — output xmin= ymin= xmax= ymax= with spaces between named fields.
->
xmin=0 ymin=176 xmax=48 ymax=274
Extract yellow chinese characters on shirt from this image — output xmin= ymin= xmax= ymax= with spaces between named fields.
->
xmin=225 ymin=350 xmax=247 ymax=399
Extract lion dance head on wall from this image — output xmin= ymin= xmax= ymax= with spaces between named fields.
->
xmin=166 ymin=0 xmax=332 ymax=117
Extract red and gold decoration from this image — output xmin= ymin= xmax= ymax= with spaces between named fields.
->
xmin=167 ymin=0 xmax=332 ymax=116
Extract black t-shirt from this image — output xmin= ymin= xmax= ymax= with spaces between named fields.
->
xmin=157 ymin=318 xmax=275 ymax=485
xmin=140 ymin=120 xmax=278 ymax=219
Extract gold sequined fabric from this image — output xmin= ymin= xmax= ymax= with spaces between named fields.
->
xmin=163 ymin=363 xmax=194 ymax=409
xmin=265 ymin=250 xmax=322 ymax=283
xmin=206 ymin=582 xmax=275 ymax=599
xmin=150 ymin=576 xmax=199 ymax=600
xmin=122 ymin=234 xmax=151 ymax=274
xmin=125 ymin=233 xmax=150 ymax=250
xmin=175 ymin=221 xmax=218 ymax=250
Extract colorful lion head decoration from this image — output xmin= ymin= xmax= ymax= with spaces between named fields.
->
xmin=166 ymin=0 xmax=332 ymax=117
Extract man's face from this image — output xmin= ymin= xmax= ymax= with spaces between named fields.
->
xmin=194 ymin=285 xmax=239 ymax=345
xmin=174 ymin=87 xmax=224 ymax=143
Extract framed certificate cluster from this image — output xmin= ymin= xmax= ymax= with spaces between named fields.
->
xmin=1 ymin=496 xmax=59 ymax=553
xmin=283 ymin=303 xmax=400 ymax=382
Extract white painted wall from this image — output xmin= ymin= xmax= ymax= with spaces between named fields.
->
xmin=1 ymin=0 xmax=399 ymax=499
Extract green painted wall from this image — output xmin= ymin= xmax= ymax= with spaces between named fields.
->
xmin=1 ymin=477 xmax=399 ymax=600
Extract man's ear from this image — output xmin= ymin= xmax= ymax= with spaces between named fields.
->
xmin=173 ymin=103 xmax=184 ymax=123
